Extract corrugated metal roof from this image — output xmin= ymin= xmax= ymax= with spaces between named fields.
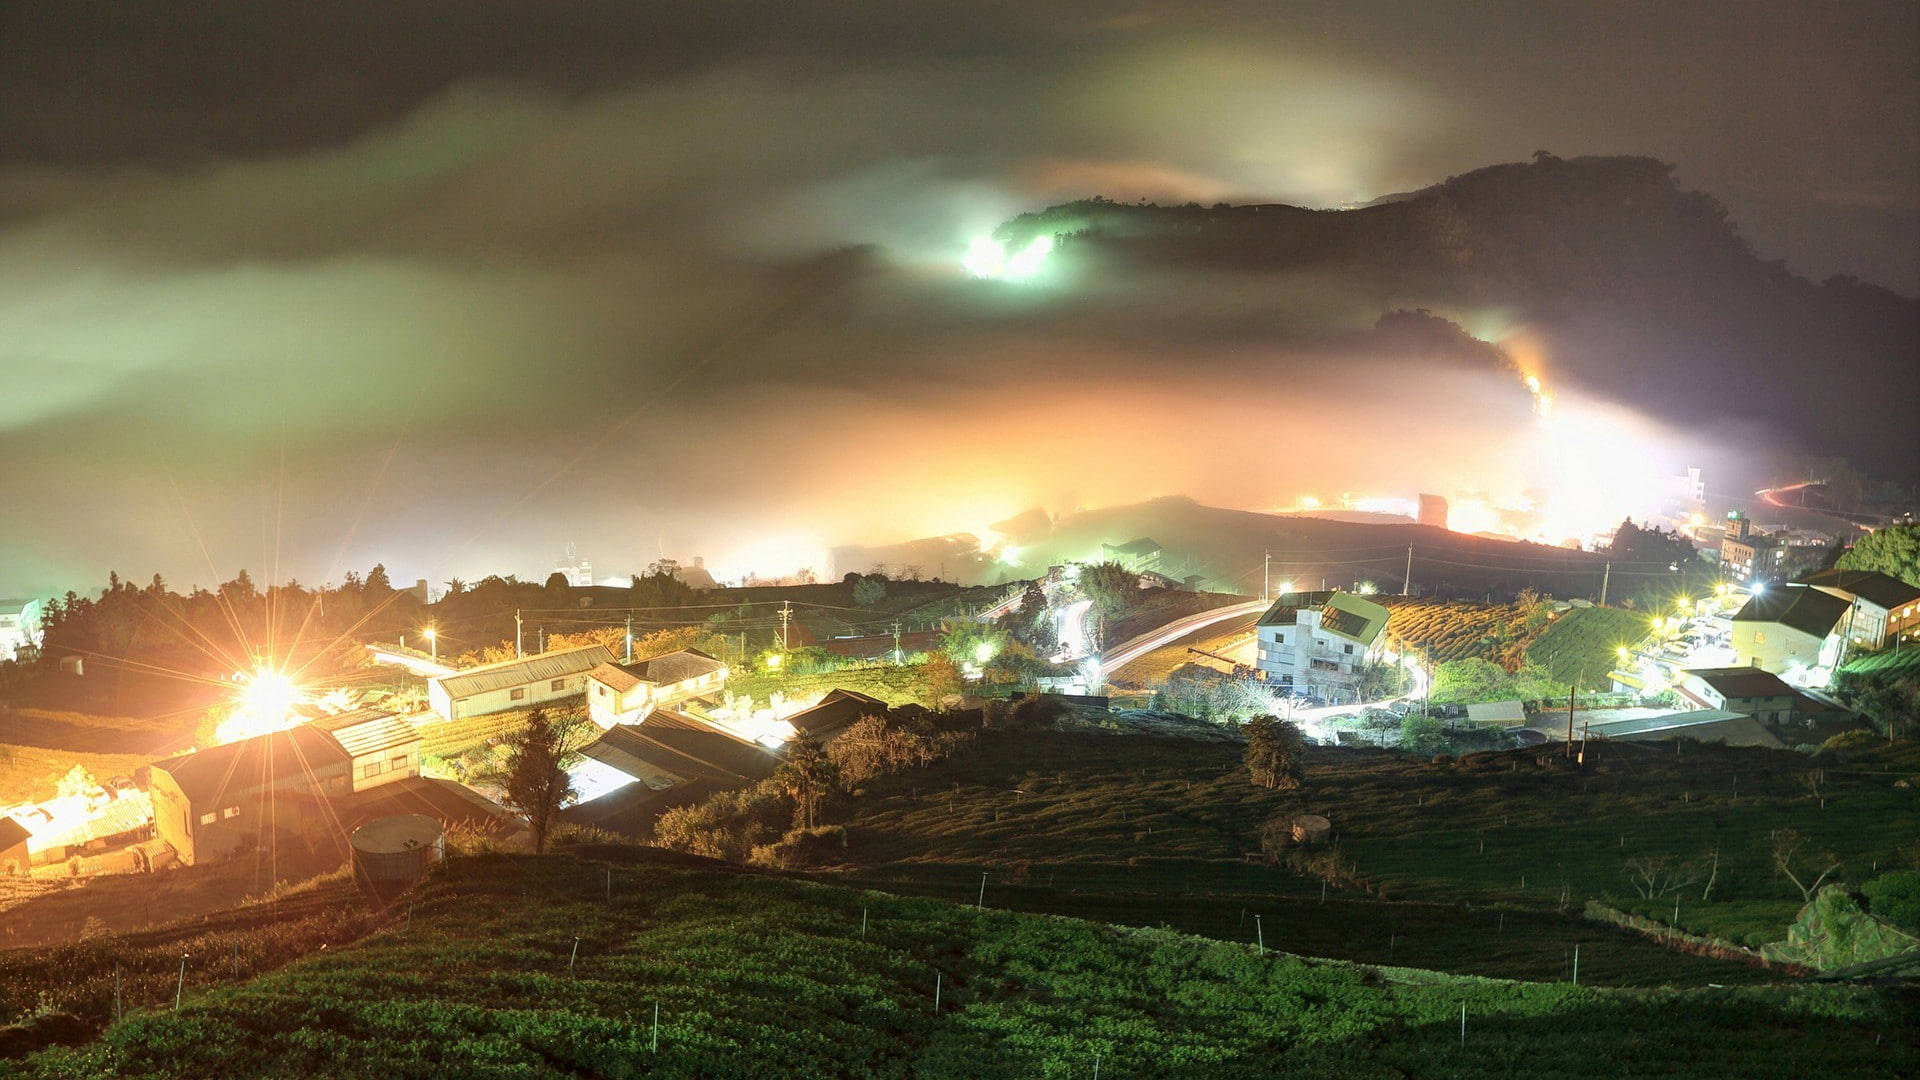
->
xmin=151 ymin=726 xmax=350 ymax=806
xmin=310 ymin=709 xmax=420 ymax=757
xmin=432 ymin=645 xmax=614 ymax=700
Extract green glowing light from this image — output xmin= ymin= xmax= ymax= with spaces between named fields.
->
xmin=963 ymin=234 xmax=1054 ymax=281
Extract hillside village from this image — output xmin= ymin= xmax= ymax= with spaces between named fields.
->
xmin=1 ymin=517 xmax=1917 ymax=1071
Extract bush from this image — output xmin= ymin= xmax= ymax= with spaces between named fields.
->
xmin=1860 ymin=871 xmax=1920 ymax=933
xmin=750 ymin=825 xmax=848 ymax=869
xmin=1816 ymin=729 xmax=1881 ymax=762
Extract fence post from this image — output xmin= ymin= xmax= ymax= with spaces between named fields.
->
xmin=114 ymin=964 xmax=122 ymax=1023
xmin=1255 ymin=914 xmax=1264 ymax=955
xmin=1459 ymin=1002 xmax=1466 ymax=1048
xmin=651 ymin=1003 xmax=660 ymax=1053
xmin=861 ymin=907 xmax=868 ymax=939
xmin=569 ymin=937 xmax=580 ymax=974
xmin=1572 ymin=944 xmax=1580 ymax=985
xmin=175 ymin=954 xmax=187 ymax=1011
xmin=934 ymin=972 xmax=942 ymax=1012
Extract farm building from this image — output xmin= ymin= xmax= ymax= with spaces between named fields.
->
xmin=584 ymin=648 xmax=729 ymax=727
xmin=0 ymin=815 xmax=27 ymax=875
xmin=779 ymin=688 xmax=889 ymax=745
xmin=1677 ymin=667 xmax=1806 ymax=728
xmin=573 ymin=708 xmax=780 ymax=795
xmin=1254 ymin=590 xmax=1391 ymax=700
xmin=426 ymin=644 xmax=615 ymax=722
xmin=148 ymin=725 xmax=352 ymax=866
xmin=307 ymin=708 xmax=424 ymax=793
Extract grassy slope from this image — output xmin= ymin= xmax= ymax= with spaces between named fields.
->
xmin=825 ymin=731 xmax=1919 ymax=955
xmin=9 ymin=851 xmax=1911 ymax=1079
xmin=1524 ymin=606 xmax=1647 ymax=688
xmin=0 ymin=706 xmax=193 ymax=804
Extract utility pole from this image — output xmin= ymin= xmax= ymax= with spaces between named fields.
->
xmin=515 ymin=610 xmax=523 ymax=658
xmin=537 ymin=626 xmax=544 ymax=653
xmin=624 ymin=614 xmax=634 ymax=663
xmin=891 ymin=621 xmax=903 ymax=665
xmin=1263 ymin=550 xmax=1271 ymax=601
xmin=778 ymin=601 xmax=792 ymax=651
xmin=1599 ymin=561 xmax=1611 ymax=606
xmin=1403 ymin=546 xmax=1414 ymax=596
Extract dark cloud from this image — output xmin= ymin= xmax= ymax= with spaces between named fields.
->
xmin=0 ymin=1 xmax=1912 ymax=594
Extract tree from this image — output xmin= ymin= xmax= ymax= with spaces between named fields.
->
xmin=495 ymin=707 xmax=590 ymax=854
xmin=1079 ymin=561 xmax=1141 ymax=618
xmin=773 ymin=735 xmax=838 ymax=830
xmin=1430 ymin=658 xmax=1509 ymax=703
xmin=1624 ymin=854 xmax=1700 ymax=899
xmin=366 ymin=564 xmax=392 ymax=593
xmin=1769 ymin=828 xmax=1842 ymax=902
xmin=853 ymin=576 xmax=887 ymax=607
xmin=1242 ymin=715 xmax=1304 ymax=790
xmin=545 ymin=571 xmax=570 ymax=590
xmin=1837 ymin=523 xmax=1920 ymax=588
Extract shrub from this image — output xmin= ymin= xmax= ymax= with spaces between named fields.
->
xmin=750 ymin=825 xmax=849 ymax=869
xmin=1860 ymin=871 xmax=1920 ymax=933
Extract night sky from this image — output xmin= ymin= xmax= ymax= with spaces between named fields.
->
xmin=3 ymin=1 xmax=1915 ymax=595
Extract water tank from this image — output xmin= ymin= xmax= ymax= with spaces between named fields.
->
xmin=350 ymin=814 xmax=444 ymax=890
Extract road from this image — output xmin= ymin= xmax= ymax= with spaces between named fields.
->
xmin=1096 ymin=599 xmax=1269 ymax=673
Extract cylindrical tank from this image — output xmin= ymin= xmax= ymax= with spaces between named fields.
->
xmin=350 ymin=814 xmax=444 ymax=890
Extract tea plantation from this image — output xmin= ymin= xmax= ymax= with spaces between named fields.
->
xmin=5 ymin=850 xmax=1912 ymax=1079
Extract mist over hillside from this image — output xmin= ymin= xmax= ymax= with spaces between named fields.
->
xmin=993 ymin=154 xmax=1920 ymax=476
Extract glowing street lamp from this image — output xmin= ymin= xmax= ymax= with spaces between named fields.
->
xmin=422 ymin=627 xmax=437 ymax=660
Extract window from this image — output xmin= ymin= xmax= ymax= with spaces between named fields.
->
xmin=551 ymin=678 xmax=566 ymax=691
xmin=390 ymin=753 xmax=411 ymax=770
xmin=596 ymin=685 xmax=607 ymax=697
xmin=510 ymin=687 xmax=527 ymax=701
xmin=1275 ymin=633 xmax=1287 ymax=645
xmin=198 ymin=811 xmax=217 ymax=825
xmin=362 ymin=762 xmax=383 ymax=779
xmin=1754 ymin=631 xmax=1766 ymax=644
xmin=221 ymin=806 xmax=239 ymax=820
xmin=1343 ymin=643 xmax=1354 ymax=655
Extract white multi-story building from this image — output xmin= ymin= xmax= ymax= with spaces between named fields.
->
xmin=1254 ymin=590 xmax=1391 ymax=701
xmin=0 ymin=598 xmax=43 ymax=662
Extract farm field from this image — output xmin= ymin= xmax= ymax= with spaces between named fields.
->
xmin=819 ymin=730 xmax=1920 ymax=955
xmin=5 ymin=850 xmax=1909 ymax=1079
xmin=1385 ymin=599 xmax=1648 ymax=691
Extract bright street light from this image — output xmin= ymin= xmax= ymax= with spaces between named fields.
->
xmin=422 ymin=626 xmax=437 ymax=659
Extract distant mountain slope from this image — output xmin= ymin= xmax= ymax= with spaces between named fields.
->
xmin=995 ymin=155 xmax=1920 ymax=475
xmin=997 ymin=495 xmax=1618 ymax=600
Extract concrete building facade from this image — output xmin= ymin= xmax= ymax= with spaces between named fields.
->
xmin=1254 ymin=590 xmax=1391 ymax=700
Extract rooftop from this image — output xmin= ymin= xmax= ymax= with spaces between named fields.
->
xmin=785 ymin=688 xmax=889 ymax=739
xmin=1731 ymin=585 xmax=1849 ymax=640
xmin=308 ymin=709 xmax=421 ymax=757
xmin=1683 ymin=666 xmax=1797 ymax=700
xmin=150 ymin=726 xmax=351 ymax=805
xmin=587 ymin=648 xmax=727 ymax=692
xmin=1796 ymin=568 xmax=1920 ymax=611
xmin=1585 ymin=709 xmax=1784 ymax=749
xmin=432 ymin=644 xmax=615 ymax=699
xmin=583 ymin=711 xmax=779 ymax=786
xmin=1257 ymin=590 xmax=1335 ymax=627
